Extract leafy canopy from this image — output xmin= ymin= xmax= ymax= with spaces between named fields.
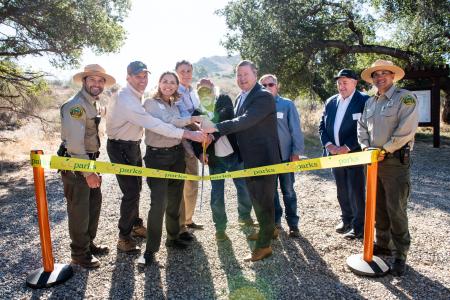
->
xmin=219 ymin=0 xmax=449 ymax=100
xmin=0 ymin=0 xmax=130 ymax=128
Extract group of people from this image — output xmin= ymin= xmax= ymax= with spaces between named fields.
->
xmin=59 ymin=57 xmax=418 ymax=277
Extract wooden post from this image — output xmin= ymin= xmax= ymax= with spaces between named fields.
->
xmin=431 ymin=77 xmax=440 ymax=148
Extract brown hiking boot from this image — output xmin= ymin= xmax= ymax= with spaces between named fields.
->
xmin=247 ymin=228 xmax=279 ymax=241
xmin=71 ymin=254 xmax=100 ymax=269
xmin=132 ymin=224 xmax=147 ymax=238
xmin=117 ymin=238 xmax=140 ymax=253
xmin=90 ymin=243 xmax=109 ymax=256
xmin=243 ymin=247 xmax=273 ymax=262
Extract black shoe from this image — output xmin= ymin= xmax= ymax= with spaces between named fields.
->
xmin=373 ymin=244 xmax=392 ymax=256
xmin=137 ymin=252 xmax=155 ymax=266
xmin=390 ymin=258 xmax=406 ymax=277
xmin=186 ymin=222 xmax=204 ymax=230
xmin=343 ymin=229 xmax=363 ymax=240
xmin=90 ymin=243 xmax=109 ymax=256
xmin=179 ymin=231 xmax=194 ymax=241
xmin=289 ymin=228 xmax=301 ymax=238
xmin=165 ymin=239 xmax=189 ymax=249
xmin=335 ymin=222 xmax=351 ymax=234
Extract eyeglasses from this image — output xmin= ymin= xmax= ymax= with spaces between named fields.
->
xmin=262 ymin=83 xmax=276 ymax=88
xmin=371 ymin=71 xmax=394 ymax=79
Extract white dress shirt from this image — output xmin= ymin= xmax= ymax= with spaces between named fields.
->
xmin=333 ymin=90 xmax=355 ymax=146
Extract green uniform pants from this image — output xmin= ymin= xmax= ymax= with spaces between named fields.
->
xmin=375 ymin=156 xmax=411 ymax=260
xmin=62 ymin=171 xmax=102 ymax=259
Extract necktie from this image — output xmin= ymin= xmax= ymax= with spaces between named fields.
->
xmin=235 ymin=92 xmax=246 ymax=113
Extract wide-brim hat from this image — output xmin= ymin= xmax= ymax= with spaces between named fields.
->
xmin=361 ymin=59 xmax=405 ymax=84
xmin=73 ymin=64 xmax=116 ymax=87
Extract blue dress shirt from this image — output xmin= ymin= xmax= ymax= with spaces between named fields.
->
xmin=275 ymin=95 xmax=305 ymax=161
xmin=176 ymin=84 xmax=198 ymax=117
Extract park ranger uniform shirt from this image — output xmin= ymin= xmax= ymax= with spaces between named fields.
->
xmin=60 ymin=89 xmax=100 ymax=160
xmin=143 ymin=97 xmax=192 ymax=148
xmin=357 ymin=85 xmax=419 ymax=153
xmin=106 ymin=84 xmax=184 ymax=142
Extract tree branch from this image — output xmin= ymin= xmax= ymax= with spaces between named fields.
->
xmin=317 ymin=40 xmax=420 ymax=62
xmin=0 ymin=48 xmax=56 ymax=57
xmin=346 ymin=12 xmax=365 ymax=45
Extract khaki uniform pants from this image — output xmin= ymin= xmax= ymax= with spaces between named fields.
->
xmin=375 ymin=157 xmax=411 ymax=260
xmin=180 ymin=153 xmax=199 ymax=226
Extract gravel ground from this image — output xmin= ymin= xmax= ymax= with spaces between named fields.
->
xmin=1 ymin=139 xmax=449 ymax=299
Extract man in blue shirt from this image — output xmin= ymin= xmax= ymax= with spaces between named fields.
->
xmin=259 ymin=74 xmax=304 ymax=237
xmin=175 ymin=60 xmax=203 ymax=241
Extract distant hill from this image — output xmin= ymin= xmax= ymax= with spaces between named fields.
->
xmin=193 ymin=54 xmax=241 ymax=97
xmin=194 ymin=55 xmax=240 ymax=76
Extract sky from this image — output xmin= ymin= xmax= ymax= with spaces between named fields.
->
xmin=20 ymin=0 xmax=231 ymax=87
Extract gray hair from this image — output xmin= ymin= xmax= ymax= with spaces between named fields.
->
xmin=259 ymin=74 xmax=278 ymax=84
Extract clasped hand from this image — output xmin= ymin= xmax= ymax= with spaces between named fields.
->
xmin=326 ymin=144 xmax=350 ymax=155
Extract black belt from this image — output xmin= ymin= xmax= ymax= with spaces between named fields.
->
xmin=385 ymin=147 xmax=406 ymax=159
xmin=147 ymin=144 xmax=182 ymax=151
xmin=64 ymin=152 xmax=99 ymax=160
xmin=87 ymin=152 xmax=99 ymax=160
xmin=108 ymin=139 xmax=141 ymax=145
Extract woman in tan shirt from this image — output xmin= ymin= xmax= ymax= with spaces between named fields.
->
xmin=138 ymin=71 xmax=203 ymax=265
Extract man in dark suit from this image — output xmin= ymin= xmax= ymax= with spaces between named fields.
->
xmin=204 ymin=60 xmax=281 ymax=261
xmin=319 ymin=69 xmax=369 ymax=239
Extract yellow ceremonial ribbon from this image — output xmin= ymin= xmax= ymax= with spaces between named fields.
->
xmin=30 ymin=150 xmax=379 ymax=181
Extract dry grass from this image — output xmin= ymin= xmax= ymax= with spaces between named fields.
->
xmin=296 ymin=99 xmax=323 ymax=148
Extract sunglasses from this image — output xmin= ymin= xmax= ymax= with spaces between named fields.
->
xmin=262 ymin=83 xmax=276 ymax=88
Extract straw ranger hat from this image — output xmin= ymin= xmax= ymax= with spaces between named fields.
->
xmin=361 ymin=59 xmax=405 ymax=84
xmin=73 ymin=64 xmax=116 ymax=87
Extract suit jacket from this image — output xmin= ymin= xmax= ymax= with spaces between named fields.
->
xmin=192 ymin=94 xmax=240 ymax=167
xmin=216 ymin=83 xmax=281 ymax=168
xmin=319 ymin=90 xmax=369 ymax=156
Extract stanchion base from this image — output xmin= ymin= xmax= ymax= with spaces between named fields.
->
xmin=346 ymin=254 xmax=389 ymax=277
xmin=26 ymin=263 xmax=73 ymax=289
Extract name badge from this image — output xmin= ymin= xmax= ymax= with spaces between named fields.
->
xmin=277 ymin=112 xmax=284 ymax=119
xmin=158 ymin=103 xmax=166 ymax=110
xmin=352 ymin=113 xmax=361 ymax=120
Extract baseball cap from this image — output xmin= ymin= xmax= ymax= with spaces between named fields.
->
xmin=127 ymin=61 xmax=150 ymax=75
xmin=333 ymin=69 xmax=358 ymax=80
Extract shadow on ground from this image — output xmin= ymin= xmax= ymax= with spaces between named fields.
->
xmin=165 ymin=237 xmax=215 ymax=298
xmin=216 ymin=234 xmax=362 ymax=299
